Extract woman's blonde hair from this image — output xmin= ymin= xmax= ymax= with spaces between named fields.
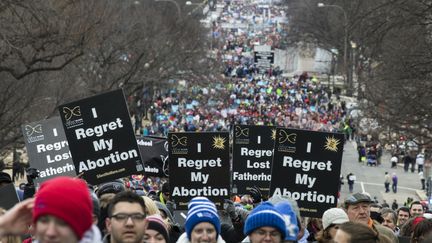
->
xmin=142 ymin=196 xmax=160 ymax=216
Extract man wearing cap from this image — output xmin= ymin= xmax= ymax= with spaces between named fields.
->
xmin=32 ymin=176 xmax=93 ymax=243
xmin=156 ymin=182 xmax=175 ymax=216
xmin=104 ymin=191 xmax=147 ymax=243
xmin=177 ymin=196 xmax=225 ymax=243
xmin=344 ymin=193 xmax=398 ymax=242
xmin=242 ymin=202 xmax=288 ymax=243
xmin=97 ymin=180 xmax=126 ymax=235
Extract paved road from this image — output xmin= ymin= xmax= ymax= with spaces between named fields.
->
xmin=339 ymin=141 xmax=424 ymax=207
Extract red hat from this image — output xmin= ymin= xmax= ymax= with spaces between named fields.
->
xmin=33 ymin=177 xmax=93 ymax=239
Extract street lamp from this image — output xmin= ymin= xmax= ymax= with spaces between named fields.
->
xmin=317 ymin=2 xmax=350 ymax=95
xmin=154 ymin=0 xmax=182 ymax=20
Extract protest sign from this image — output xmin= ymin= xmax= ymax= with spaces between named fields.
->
xmin=136 ymin=136 xmax=169 ymax=177
xmin=169 ymin=132 xmax=230 ymax=210
xmin=270 ymin=128 xmax=344 ymax=217
xmin=22 ymin=117 xmax=76 ymax=185
xmin=232 ymin=125 xmax=275 ymax=197
xmin=58 ymin=89 xmax=142 ymax=185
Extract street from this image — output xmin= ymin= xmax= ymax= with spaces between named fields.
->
xmin=339 ymin=140 xmax=425 ymax=207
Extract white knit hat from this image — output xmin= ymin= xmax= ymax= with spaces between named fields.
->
xmin=322 ymin=208 xmax=349 ymax=229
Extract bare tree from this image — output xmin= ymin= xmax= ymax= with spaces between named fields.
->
xmin=0 ymin=0 xmax=218 ymax=154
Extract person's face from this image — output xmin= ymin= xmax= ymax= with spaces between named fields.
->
xmin=382 ymin=214 xmax=396 ymax=231
xmin=398 ymin=210 xmax=410 ymax=225
xmin=106 ymin=202 xmax=147 ymax=243
xmin=34 ymin=215 xmax=79 ymax=243
xmin=158 ymin=209 xmax=167 ymax=220
xmin=410 ymin=204 xmax=424 ymax=217
xmin=333 ymin=229 xmax=350 ymax=243
xmin=346 ymin=203 xmax=370 ymax=224
xmin=249 ymin=226 xmax=283 ymax=243
xmin=190 ymin=222 xmax=217 ymax=243
xmin=143 ymin=229 xmax=166 ymax=243
xmin=327 ymin=225 xmax=340 ymax=239
xmin=162 ymin=192 xmax=170 ymax=201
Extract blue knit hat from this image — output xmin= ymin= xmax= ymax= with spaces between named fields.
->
xmin=275 ymin=201 xmax=299 ymax=241
xmin=244 ymin=202 xmax=287 ymax=239
xmin=185 ymin=197 xmax=221 ymax=240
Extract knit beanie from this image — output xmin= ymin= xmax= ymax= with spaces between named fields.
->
xmin=33 ymin=176 xmax=93 ymax=240
xmin=146 ymin=215 xmax=170 ymax=242
xmin=96 ymin=179 xmax=125 ymax=197
xmin=90 ymin=191 xmax=100 ymax=218
xmin=185 ymin=197 xmax=221 ymax=240
xmin=275 ymin=201 xmax=299 ymax=241
xmin=244 ymin=202 xmax=287 ymax=239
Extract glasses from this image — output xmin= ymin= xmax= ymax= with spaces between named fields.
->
xmin=111 ymin=213 xmax=146 ymax=223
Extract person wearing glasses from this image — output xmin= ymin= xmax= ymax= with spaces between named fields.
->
xmin=242 ymin=202 xmax=288 ymax=243
xmin=343 ymin=193 xmax=397 ymax=242
xmin=104 ymin=191 xmax=147 ymax=243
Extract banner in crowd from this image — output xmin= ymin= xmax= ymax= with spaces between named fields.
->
xmin=169 ymin=132 xmax=230 ymax=210
xmin=232 ymin=125 xmax=275 ymax=197
xmin=58 ymin=89 xmax=143 ymax=185
xmin=270 ymin=128 xmax=344 ymax=217
xmin=22 ymin=117 xmax=76 ymax=185
xmin=0 ymin=183 xmax=20 ymax=210
xmin=136 ymin=136 xmax=169 ymax=178
xmin=254 ymin=51 xmax=274 ymax=69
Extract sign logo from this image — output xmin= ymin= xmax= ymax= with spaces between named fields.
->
xmin=235 ymin=126 xmax=249 ymax=138
xmin=278 ymin=130 xmax=297 ymax=144
xmin=212 ymin=135 xmax=226 ymax=150
xmin=24 ymin=124 xmax=44 ymax=143
xmin=324 ymin=136 xmax=340 ymax=152
xmin=25 ymin=124 xmax=42 ymax=137
xmin=170 ymin=134 xmax=188 ymax=155
xmin=234 ymin=126 xmax=249 ymax=145
xmin=62 ymin=106 xmax=83 ymax=129
xmin=171 ymin=135 xmax=187 ymax=147
xmin=63 ymin=106 xmax=81 ymax=121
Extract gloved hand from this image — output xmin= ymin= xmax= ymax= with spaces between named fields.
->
xmin=224 ymin=199 xmax=238 ymax=220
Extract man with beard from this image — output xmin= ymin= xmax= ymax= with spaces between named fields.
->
xmin=104 ymin=191 xmax=147 ymax=243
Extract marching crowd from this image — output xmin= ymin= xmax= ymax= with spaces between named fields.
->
xmin=2 ymin=173 xmax=432 ymax=243
xmin=3 ymin=1 xmax=430 ymax=243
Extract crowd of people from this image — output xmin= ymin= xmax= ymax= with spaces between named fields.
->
xmin=3 ymin=0 xmax=431 ymax=243
xmin=126 ymin=0 xmax=351 ymax=139
xmin=2 ymin=175 xmax=432 ymax=243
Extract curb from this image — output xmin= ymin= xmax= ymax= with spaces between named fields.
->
xmin=416 ymin=189 xmax=428 ymax=201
